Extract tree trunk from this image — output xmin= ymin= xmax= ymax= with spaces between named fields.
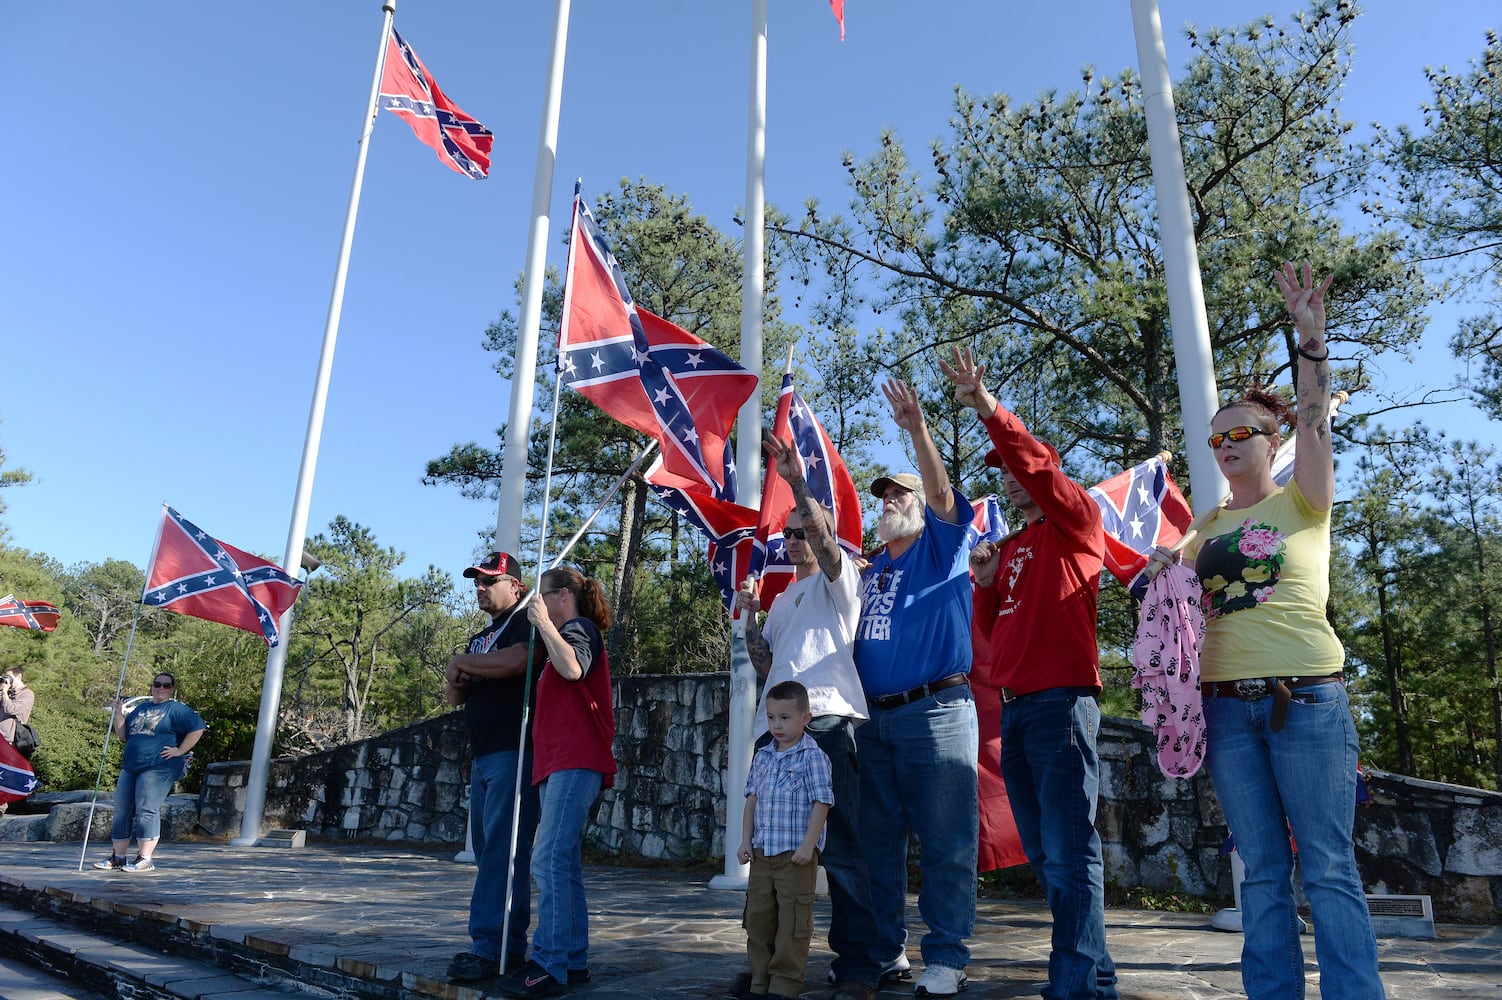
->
xmin=1481 ymin=601 xmax=1502 ymax=790
xmin=608 ymin=475 xmax=647 ymax=668
xmin=1374 ymin=571 xmax=1416 ymax=775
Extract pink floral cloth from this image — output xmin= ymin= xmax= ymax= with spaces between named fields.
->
xmin=1132 ymin=563 xmax=1206 ymax=778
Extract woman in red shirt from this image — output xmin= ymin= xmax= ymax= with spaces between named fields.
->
xmin=510 ymin=567 xmax=616 ymax=996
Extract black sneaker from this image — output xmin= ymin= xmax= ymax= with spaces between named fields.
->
xmin=567 ymin=968 xmax=590 ymax=985
xmin=447 ymin=951 xmax=497 ymax=982
xmin=499 ymin=959 xmax=564 ymax=997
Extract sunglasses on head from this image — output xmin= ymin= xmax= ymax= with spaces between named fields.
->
xmin=784 ymin=527 xmax=808 ymax=540
xmin=1208 ymin=425 xmax=1273 ymax=449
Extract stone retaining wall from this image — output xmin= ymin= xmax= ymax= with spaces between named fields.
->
xmin=194 ymin=673 xmax=1502 ymax=922
xmin=198 ymin=712 xmax=471 ymax=844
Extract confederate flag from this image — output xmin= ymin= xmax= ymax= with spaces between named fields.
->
xmin=379 ymin=30 xmax=493 ymax=179
xmin=0 ymin=734 xmax=38 ymax=804
xmin=749 ymin=373 xmax=864 ymax=612
xmin=0 ymin=595 xmax=61 ymax=632
xmin=558 ymin=185 xmax=757 ymax=499
xmin=647 ymin=484 xmax=760 ymax=611
xmin=143 ymin=507 xmax=304 ymax=647
xmin=1087 ymin=455 xmax=1193 ymax=600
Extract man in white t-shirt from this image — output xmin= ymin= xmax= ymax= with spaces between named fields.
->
xmin=737 ymin=435 xmax=889 ymax=1000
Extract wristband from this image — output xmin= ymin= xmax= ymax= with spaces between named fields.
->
xmin=1296 ymin=344 xmax=1329 ymax=362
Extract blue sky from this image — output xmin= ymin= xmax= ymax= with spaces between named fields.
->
xmin=2 ymin=1 xmax=1496 ymax=585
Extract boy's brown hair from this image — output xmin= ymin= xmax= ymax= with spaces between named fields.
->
xmin=765 ymin=679 xmax=810 ymax=715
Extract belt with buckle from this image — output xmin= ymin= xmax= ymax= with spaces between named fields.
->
xmin=869 ymin=673 xmax=969 ymax=710
xmin=1200 ymin=675 xmax=1342 ymax=700
xmin=1201 ymin=675 xmax=1343 ymax=733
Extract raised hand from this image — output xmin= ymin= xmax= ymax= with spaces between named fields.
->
xmin=763 ymin=434 xmax=802 ymax=484
xmin=881 ymin=378 xmax=926 ymax=434
xmin=1273 ymin=261 xmax=1333 ymax=348
xmin=938 ymin=346 xmax=997 ymax=418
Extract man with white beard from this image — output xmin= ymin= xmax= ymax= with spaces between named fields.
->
xmin=852 ymin=378 xmax=979 ymax=999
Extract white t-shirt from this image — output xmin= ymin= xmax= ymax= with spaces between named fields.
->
xmin=754 ymin=550 xmax=868 ymax=739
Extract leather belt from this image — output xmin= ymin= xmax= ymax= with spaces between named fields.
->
xmin=1201 ymin=675 xmax=1343 ymax=733
xmin=1200 ymin=675 xmax=1343 ymax=700
xmin=869 ymin=673 xmax=969 ymax=710
xmin=1000 ymin=685 xmax=1097 ymax=704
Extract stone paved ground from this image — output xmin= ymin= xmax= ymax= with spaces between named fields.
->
xmin=0 ymin=841 xmax=1498 ymax=999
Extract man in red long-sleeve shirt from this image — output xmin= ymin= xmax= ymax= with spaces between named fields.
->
xmin=942 ymin=348 xmax=1118 ymax=1000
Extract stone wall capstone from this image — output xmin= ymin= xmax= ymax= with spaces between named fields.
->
xmin=195 ymin=673 xmax=1502 ymax=922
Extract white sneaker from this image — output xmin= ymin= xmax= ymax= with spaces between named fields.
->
xmin=826 ymin=951 xmax=912 ymax=986
xmin=915 ymin=965 xmax=968 ymax=997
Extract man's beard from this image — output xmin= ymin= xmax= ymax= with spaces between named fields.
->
xmin=877 ymin=503 xmax=924 ymax=543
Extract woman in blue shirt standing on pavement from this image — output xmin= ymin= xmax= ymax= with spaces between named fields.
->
xmin=93 ymin=672 xmax=205 ymax=873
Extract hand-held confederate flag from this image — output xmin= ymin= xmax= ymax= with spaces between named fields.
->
xmin=0 ymin=734 xmax=39 ymax=803
xmin=751 ymin=373 xmax=864 ymax=612
xmin=0 ymin=595 xmax=61 ymax=632
xmin=1087 ymin=456 xmax=1193 ymax=600
xmin=558 ymin=186 xmax=757 ymax=499
xmin=143 ymin=507 xmax=304 ymax=647
xmin=379 ymin=29 xmax=493 ymax=179
xmin=967 ymin=494 xmax=1008 ymax=551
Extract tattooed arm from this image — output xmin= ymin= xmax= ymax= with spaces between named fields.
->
xmin=766 ymin=434 xmax=845 ymax=582
xmin=736 ymin=578 xmax=773 ymax=678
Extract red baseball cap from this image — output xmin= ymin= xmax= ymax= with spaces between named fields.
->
xmin=462 ymin=552 xmax=520 ymax=580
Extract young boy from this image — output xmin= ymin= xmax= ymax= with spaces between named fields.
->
xmin=737 ymin=679 xmax=834 ymax=1000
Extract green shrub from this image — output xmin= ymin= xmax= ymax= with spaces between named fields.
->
xmin=28 ymin=706 xmax=121 ymax=792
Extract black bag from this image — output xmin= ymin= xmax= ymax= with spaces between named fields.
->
xmin=11 ymin=722 xmax=38 ymax=759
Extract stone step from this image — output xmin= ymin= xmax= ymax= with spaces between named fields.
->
xmin=0 ymin=904 xmax=302 ymax=1000
xmin=0 ymin=869 xmax=478 ymax=1000
xmin=0 ymin=955 xmax=110 ymax=1000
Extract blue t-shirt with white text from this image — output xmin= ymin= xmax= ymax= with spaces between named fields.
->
xmin=854 ymin=492 xmax=974 ymax=697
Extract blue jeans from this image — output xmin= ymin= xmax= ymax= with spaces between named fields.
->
xmin=1204 ymin=682 xmax=1385 ymax=1000
xmin=468 ymin=750 xmax=541 ymax=962
xmin=1000 ymin=689 xmax=1117 ymax=1000
xmin=807 ymin=715 xmax=881 ymax=987
xmin=110 ymin=765 xmax=177 ymax=843
xmin=856 ymin=683 xmax=978 ymax=972
xmin=530 ymin=768 xmax=602 ymax=983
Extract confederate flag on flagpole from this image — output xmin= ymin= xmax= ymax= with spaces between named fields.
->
xmin=0 ymin=595 xmax=61 ymax=633
xmin=751 ymin=372 xmax=864 ymax=612
xmin=558 ymin=184 xmax=758 ymax=499
xmin=142 ymin=506 xmax=305 ymax=647
xmin=379 ymin=29 xmax=493 ymax=179
xmin=646 ymin=483 xmax=760 ymax=611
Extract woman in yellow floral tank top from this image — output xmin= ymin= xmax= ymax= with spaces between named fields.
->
xmin=1178 ymin=264 xmax=1385 ymax=1000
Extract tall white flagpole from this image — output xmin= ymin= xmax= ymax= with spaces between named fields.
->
xmin=457 ymin=0 xmax=571 ymax=867
xmin=1130 ymin=0 xmax=1224 ymax=513
xmin=492 ymin=0 xmax=572 ymax=556
xmin=710 ymin=0 xmax=768 ymax=892
xmin=232 ymin=0 xmax=397 ymax=846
